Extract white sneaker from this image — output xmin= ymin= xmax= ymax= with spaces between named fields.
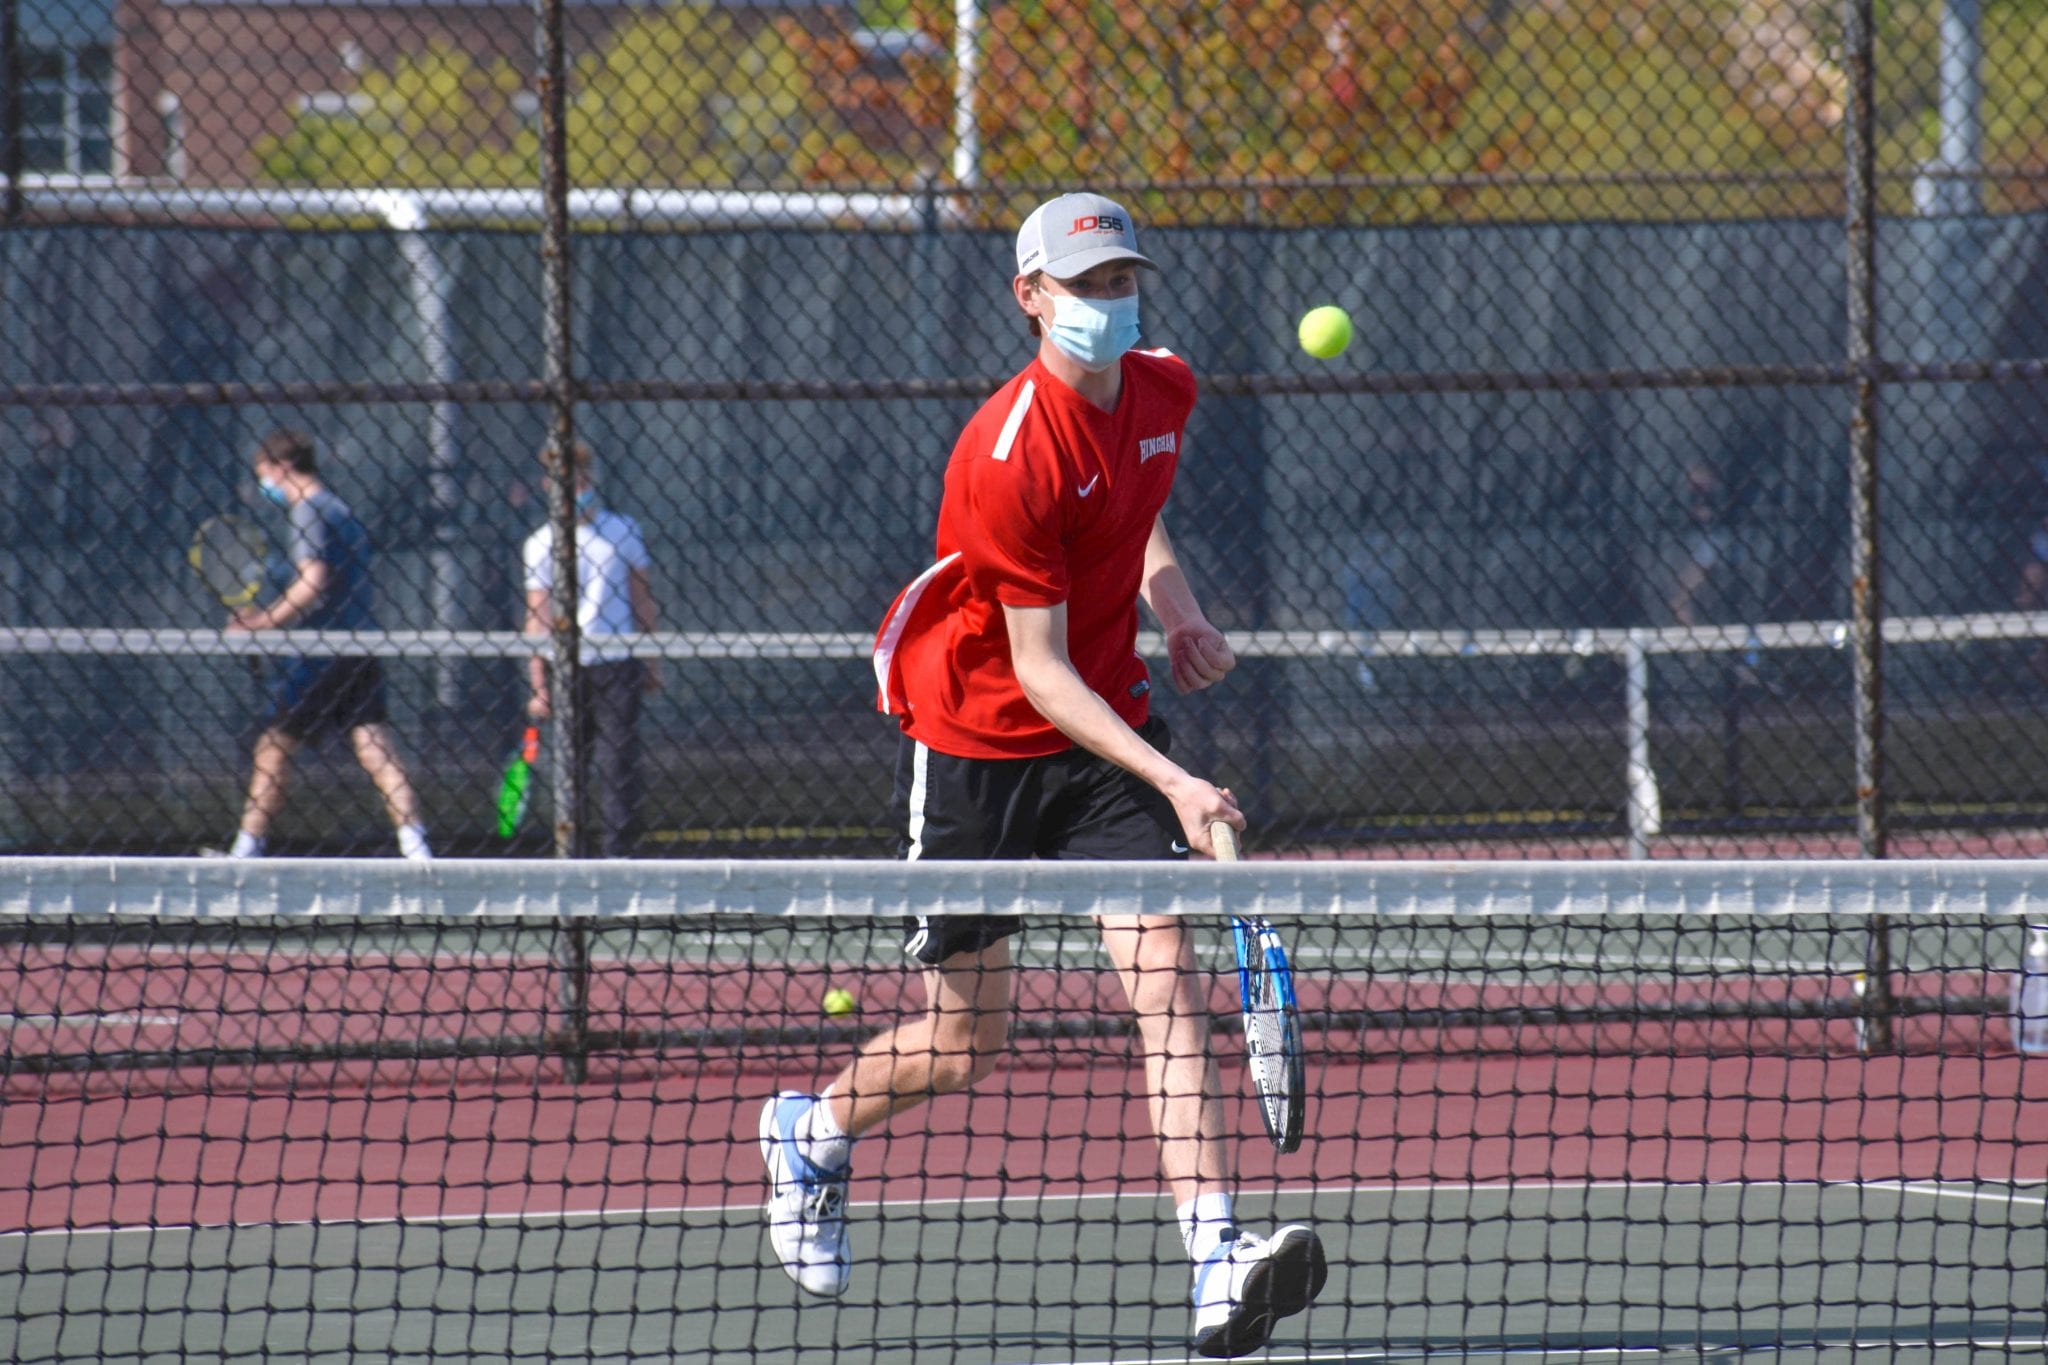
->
xmin=758 ymin=1092 xmax=851 ymax=1297
xmin=1191 ymin=1224 xmax=1327 ymax=1359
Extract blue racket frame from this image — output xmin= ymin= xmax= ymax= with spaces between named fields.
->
xmin=1232 ymin=912 xmax=1305 ymax=1153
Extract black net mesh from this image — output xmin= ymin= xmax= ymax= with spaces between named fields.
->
xmin=3 ymin=856 xmax=2045 ymax=1361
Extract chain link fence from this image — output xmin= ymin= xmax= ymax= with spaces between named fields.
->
xmin=5 ymin=0 xmax=2048 ymax=858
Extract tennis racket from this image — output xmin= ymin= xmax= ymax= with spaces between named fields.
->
xmin=495 ymin=724 xmax=542 ymax=838
xmin=1213 ymin=820 xmax=1306 ymax=1154
xmin=188 ymin=514 xmax=270 ymax=609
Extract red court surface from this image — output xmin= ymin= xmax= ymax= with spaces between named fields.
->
xmin=8 ymin=1042 xmax=2046 ymax=1233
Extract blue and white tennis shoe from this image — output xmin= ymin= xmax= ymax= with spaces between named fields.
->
xmin=758 ymin=1092 xmax=852 ymax=1297
xmin=1191 ymin=1223 xmax=1327 ymax=1358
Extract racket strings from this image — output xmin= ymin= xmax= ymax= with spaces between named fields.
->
xmin=191 ymin=517 xmax=269 ymax=606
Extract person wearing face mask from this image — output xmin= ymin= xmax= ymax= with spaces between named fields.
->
xmin=759 ymin=193 xmax=1323 ymax=1357
xmin=521 ymin=438 xmax=660 ymax=857
xmin=218 ymin=428 xmax=431 ymax=860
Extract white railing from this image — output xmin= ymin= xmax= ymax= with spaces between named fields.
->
xmin=3 ymin=178 xmax=944 ymax=229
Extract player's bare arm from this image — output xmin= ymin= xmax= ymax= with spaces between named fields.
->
xmin=523 ymin=588 xmax=553 ymax=717
xmin=229 ymin=558 xmax=329 ymax=631
xmin=1140 ymin=516 xmax=1236 ymax=695
xmin=1002 ymin=600 xmax=1242 ymax=853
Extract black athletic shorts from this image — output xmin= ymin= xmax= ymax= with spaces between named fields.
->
xmin=890 ymin=715 xmax=1186 ymax=965
xmin=264 ymin=657 xmax=390 ymax=743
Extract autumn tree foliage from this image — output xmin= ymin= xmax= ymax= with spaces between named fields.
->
xmin=257 ymin=6 xmax=814 ymax=188
xmin=256 ymin=44 xmax=536 ymax=187
xmin=972 ymin=2 xmax=1484 ymax=200
xmin=254 ymin=0 xmax=2048 ymax=224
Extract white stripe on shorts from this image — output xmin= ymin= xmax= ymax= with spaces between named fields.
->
xmin=903 ymin=741 xmax=931 ymax=958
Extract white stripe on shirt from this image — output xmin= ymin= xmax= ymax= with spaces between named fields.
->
xmin=989 ymin=380 xmax=1036 ymax=463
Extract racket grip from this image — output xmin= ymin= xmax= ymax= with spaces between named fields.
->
xmin=1209 ymin=821 xmax=1240 ymax=863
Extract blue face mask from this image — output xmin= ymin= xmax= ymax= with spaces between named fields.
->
xmin=576 ymin=488 xmax=599 ymax=514
xmin=258 ymin=478 xmax=289 ymax=508
xmin=1047 ymin=293 xmax=1141 ymax=373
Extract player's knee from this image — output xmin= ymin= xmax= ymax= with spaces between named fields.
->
xmin=927 ymin=1042 xmax=1001 ymax=1094
xmin=929 ymin=1013 xmax=1008 ymax=1089
xmin=1122 ymin=959 xmax=1197 ymax=1018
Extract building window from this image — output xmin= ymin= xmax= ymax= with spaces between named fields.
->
xmin=22 ymin=42 xmax=113 ymax=174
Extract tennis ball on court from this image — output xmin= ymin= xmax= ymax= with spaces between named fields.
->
xmin=821 ymin=986 xmax=858 ymax=1018
xmin=1297 ymin=305 xmax=1353 ymax=359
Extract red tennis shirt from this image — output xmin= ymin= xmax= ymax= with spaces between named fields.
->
xmin=874 ymin=348 xmax=1197 ymax=759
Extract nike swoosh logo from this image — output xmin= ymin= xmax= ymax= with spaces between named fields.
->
xmin=1170 ymin=840 xmax=1190 ymax=854
xmin=1077 ymin=475 xmax=1100 ymax=498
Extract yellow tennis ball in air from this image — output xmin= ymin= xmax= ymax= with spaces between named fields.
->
xmin=821 ymin=986 xmax=858 ymax=1017
xmin=1297 ymin=304 xmax=1353 ymax=359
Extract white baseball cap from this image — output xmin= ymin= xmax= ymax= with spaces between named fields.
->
xmin=1015 ymin=192 xmax=1157 ymax=279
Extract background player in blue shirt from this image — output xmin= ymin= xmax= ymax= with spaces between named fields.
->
xmin=219 ymin=428 xmax=431 ymax=860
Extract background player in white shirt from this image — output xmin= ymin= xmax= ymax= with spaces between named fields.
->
xmin=522 ymin=439 xmax=660 ymax=857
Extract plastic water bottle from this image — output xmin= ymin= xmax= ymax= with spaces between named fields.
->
xmin=2011 ymin=925 xmax=2048 ymax=1057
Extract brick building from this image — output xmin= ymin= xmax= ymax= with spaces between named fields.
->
xmin=14 ymin=0 xmax=850 ymax=185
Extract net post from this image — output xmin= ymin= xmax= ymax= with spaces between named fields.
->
xmin=1858 ymin=916 xmax=1896 ymax=1053
xmin=553 ymin=914 xmax=593 ymax=1080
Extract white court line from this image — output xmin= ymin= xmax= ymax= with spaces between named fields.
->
xmin=36 ymin=934 xmax=1872 ymax=983
xmin=39 ymin=937 xmax=911 ymax=978
xmin=3 ymin=1183 xmax=1185 ymax=1239
xmin=1044 ymin=1336 xmax=2048 ymax=1365
xmin=5 ymin=1011 xmax=183 ymax=1028
xmin=29 ymin=939 xmax=571 ymax=973
xmin=1295 ymin=944 xmax=1855 ymax=978
xmin=1866 ymin=1178 xmax=2048 ymax=1210
xmin=11 ymin=1180 xmax=2040 ymax=1365
xmin=13 ymin=1174 xmax=2043 ymax=1240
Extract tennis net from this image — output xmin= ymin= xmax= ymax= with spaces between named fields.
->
xmin=4 ymin=856 xmax=2045 ymax=1363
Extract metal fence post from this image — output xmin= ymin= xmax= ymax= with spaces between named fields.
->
xmin=1 ymin=0 xmax=20 ymax=225
xmin=1845 ymin=0 xmax=1895 ymax=1050
xmin=536 ymin=0 xmax=589 ymax=1080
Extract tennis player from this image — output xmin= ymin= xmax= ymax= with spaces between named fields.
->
xmin=218 ymin=429 xmax=431 ymax=861
xmin=521 ymin=438 xmax=660 ymax=857
xmin=760 ymin=193 xmax=1323 ymax=1357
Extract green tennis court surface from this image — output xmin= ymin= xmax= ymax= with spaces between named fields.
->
xmin=6 ymin=1182 xmax=2042 ymax=1363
